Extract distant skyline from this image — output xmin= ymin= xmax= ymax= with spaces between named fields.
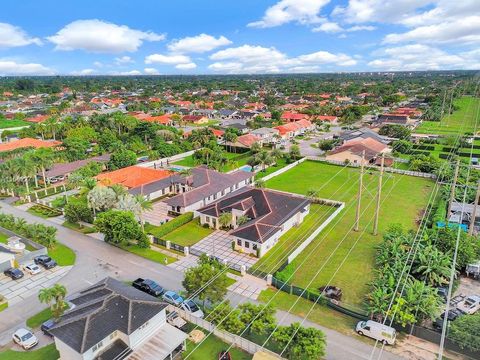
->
xmin=0 ymin=0 xmax=479 ymax=76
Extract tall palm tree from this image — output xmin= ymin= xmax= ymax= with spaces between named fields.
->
xmin=14 ymin=158 xmax=35 ymax=195
xmin=31 ymin=148 xmax=55 ymax=190
xmin=255 ymin=150 xmax=273 ymax=172
xmin=134 ymin=194 xmax=153 ymax=232
xmin=38 ymin=284 xmax=67 ymax=319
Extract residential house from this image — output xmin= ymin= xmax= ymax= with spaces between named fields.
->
xmin=192 ymin=109 xmax=218 ymax=119
xmin=337 ymin=128 xmax=387 ymax=145
xmin=42 ymin=155 xmax=111 ymax=183
xmin=316 ymin=115 xmax=338 ymax=124
xmin=196 ymin=187 xmax=310 ymax=257
xmin=274 ymin=119 xmax=315 ymax=140
xmin=280 ymin=112 xmax=308 ymax=123
xmin=182 ymin=115 xmax=209 ymax=124
xmin=25 ymin=114 xmax=50 ymax=123
xmin=218 ymin=109 xmax=237 ymax=119
xmin=0 ymin=138 xmax=61 ymax=153
xmin=326 ymin=137 xmax=390 ymax=165
xmin=96 ymin=166 xmax=172 ymax=189
xmin=250 ymin=127 xmax=280 ymax=144
xmin=49 ymin=277 xmax=188 ymax=360
xmin=377 ymin=113 xmax=411 ymax=126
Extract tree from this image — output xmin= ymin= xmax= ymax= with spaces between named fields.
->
xmin=64 ymin=201 xmax=93 ymax=225
xmin=182 ymin=254 xmax=229 ymax=306
xmin=255 ymin=179 xmax=265 ymax=188
xmin=435 ymin=228 xmax=480 ymax=270
xmin=94 ymin=210 xmax=148 ymax=247
xmin=392 ymin=140 xmax=412 ymax=154
xmin=208 ymin=302 xmax=245 ymax=334
xmin=238 ymin=303 xmax=276 ymax=335
xmin=251 ymin=142 xmax=262 ymax=154
xmin=108 ymin=148 xmax=137 ymax=170
xmin=414 ymin=245 xmax=451 ymax=286
xmin=218 ymin=212 xmax=233 ymax=229
xmin=38 ymin=284 xmax=67 ymax=319
xmin=31 ymin=147 xmax=55 ymax=189
xmin=289 ymin=145 xmax=301 ymax=161
xmin=87 ymin=186 xmax=117 ymax=216
xmin=255 ymin=150 xmax=274 ymax=172
xmin=63 ymin=137 xmax=90 ymax=161
xmin=237 ymin=215 xmax=249 ymax=226
xmin=318 ymin=139 xmax=336 ymax=151
xmin=272 ymin=323 xmax=326 ymax=360
xmin=378 ymin=124 xmax=411 ymax=140
xmin=449 ymin=312 xmax=480 ymax=351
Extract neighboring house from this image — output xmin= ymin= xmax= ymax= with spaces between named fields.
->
xmin=192 ymin=109 xmax=218 ymax=119
xmin=280 ymin=112 xmax=308 ymax=122
xmin=326 ymin=137 xmax=390 ymax=165
xmin=377 ymin=113 xmax=411 ymax=126
xmin=274 ymin=119 xmax=315 ymax=140
xmin=250 ymin=127 xmax=280 ymax=144
xmin=225 ymin=122 xmax=249 ymax=134
xmin=196 ymin=187 xmax=310 ymax=257
xmin=96 ymin=166 xmax=172 ymax=189
xmin=42 ymin=155 xmax=111 ymax=182
xmin=316 ymin=115 xmax=338 ymax=124
xmin=131 ymin=112 xmax=173 ymax=125
xmin=218 ymin=109 xmax=237 ymax=119
xmin=184 ymin=128 xmax=224 ymax=141
xmin=49 ymin=277 xmax=187 ymax=360
xmin=130 ymin=166 xmax=254 ymax=214
xmin=0 ymin=138 xmax=61 ymax=153
xmin=226 ymin=134 xmax=262 ymax=149
xmin=182 ymin=115 xmax=209 ymax=124
xmin=25 ymin=114 xmax=50 ymax=123
xmin=337 ymin=128 xmax=387 ymax=145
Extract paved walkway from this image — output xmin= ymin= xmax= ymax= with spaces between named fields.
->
xmin=143 ymin=201 xmax=171 ymax=226
xmin=191 ymin=230 xmax=258 ymax=269
xmin=227 ymin=273 xmax=268 ymax=300
xmin=0 ymin=266 xmax=72 ymax=306
xmin=167 ymin=255 xmax=199 ymax=272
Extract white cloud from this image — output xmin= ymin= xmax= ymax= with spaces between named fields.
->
xmin=383 ymin=16 xmax=480 ymax=45
xmin=71 ymin=68 xmax=96 ymax=76
xmin=248 ymin=0 xmax=329 ymax=28
xmin=347 ymin=25 xmax=376 ymax=32
xmin=112 ymin=70 xmax=142 ymax=76
xmin=313 ymin=22 xmax=343 ymax=33
xmin=175 ymin=63 xmax=197 ymax=70
xmin=208 ymin=44 xmax=356 ymax=73
xmin=115 ymin=56 xmax=134 ymax=65
xmin=0 ymin=23 xmax=42 ymax=48
xmin=144 ymin=67 xmax=160 ymax=75
xmin=168 ymin=34 xmax=232 ymax=53
xmin=368 ymin=44 xmax=480 ymax=70
xmin=93 ymin=61 xmax=103 ymax=68
xmin=145 ymin=53 xmax=192 ymax=65
xmin=0 ymin=60 xmax=54 ymax=75
xmin=47 ymin=19 xmax=165 ymax=53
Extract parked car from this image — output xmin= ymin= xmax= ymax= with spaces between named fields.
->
xmin=23 ymin=263 xmax=42 ymax=275
xmin=219 ymin=351 xmax=232 ymax=360
xmin=34 ymin=255 xmax=57 ymax=269
xmin=432 ymin=309 xmax=463 ymax=330
xmin=3 ymin=267 xmax=24 ymax=280
xmin=132 ymin=278 xmax=164 ymax=297
xmin=12 ymin=328 xmax=38 ymax=350
xmin=181 ymin=300 xmax=204 ymax=318
xmin=457 ymin=295 xmax=480 ymax=314
xmin=166 ymin=311 xmax=187 ymax=329
xmin=41 ymin=319 xmax=56 ymax=336
xmin=318 ymin=285 xmax=343 ymax=301
xmin=356 ymin=320 xmax=396 ymax=345
xmin=162 ymin=291 xmax=184 ymax=306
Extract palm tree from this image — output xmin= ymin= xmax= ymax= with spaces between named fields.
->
xmin=134 ymin=194 xmax=153 ymax=232
xmin=306 ymin=188 xmax=319 ymax=201
xmin=218 ymin=212 xmax=233 ymax=229
xmin=414 ymin=245 xmax=452 ymax=286
xmin=255 ymin=179 xmax=265 ymax=188
xmin=38 ymin=284 xmax=67 ymax=319
xmin=31 ymin=148 xmax=55 ymax=190
xmin=255 ymin=150 xmax=273 ymax=172
xmin=270 ymin=148 xmax=283 ymax=165
xmin=14 ymin=158 xmax=35 ymax=195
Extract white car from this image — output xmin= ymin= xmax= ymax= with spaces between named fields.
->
xmin=12 ymin=328 xmax=38 ymax=350
xmin=181 ymin=300 xmax=204 ymax=318
xmin=457 ymin=295 xmax=480 ymax=314
xmin=23 ymin=263 xmax=42 ymax=275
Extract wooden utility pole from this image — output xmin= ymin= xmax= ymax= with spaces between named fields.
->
xmin=469 ymin=181 xmax=480 ymax=235
xmin=354 ymin=151 xmax=365 ymax=232
xmin=447 ymin=159 xmax=460 ymax=220
xmin=373 ymin=154 xmax=385 ymax=236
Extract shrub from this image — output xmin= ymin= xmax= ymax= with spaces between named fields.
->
xmin=64 ymin=201 xmax=93 ymax=224
xmin=147 ymin=212 xmax=194 ymax=238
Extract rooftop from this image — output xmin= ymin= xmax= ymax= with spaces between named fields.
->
xmin=96 ymin=166 xmax=172 ymax=189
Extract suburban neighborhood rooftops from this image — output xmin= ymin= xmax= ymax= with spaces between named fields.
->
xmin=0 ymin=138 xmax=61 ymax=152
xmin=198 ymin=187 xmax=310 ymax=243
xmin=49 ymin=277 xmax=167 ymax=354
xmin=338 ymin=128 xmax=386 ymax=144
xmin=96 ymin=166 xmax=172 ymax=189
xmin=44 ymin=154 xmax=111 ymax=178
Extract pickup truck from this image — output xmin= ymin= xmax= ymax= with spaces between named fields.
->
xmin=132 ymin=278 xmax=164 ymax=297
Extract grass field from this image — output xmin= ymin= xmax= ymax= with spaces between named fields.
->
xmin=251 ymin=203 xmax=336 ymax=274
xmin=0 ymin=344 xmax=59 ymax=360
xmin=182 ymin=336 xmax=251 ymax=360
xmin=255 ymin=157 xmax=289 ymax=179
xmin=48 ymin=243 xmax=76 ymax=266
xmin=264 ymin=161 xmax=432 ymax=306
xmin=164 ymin=219 xmax=213 ymax=247
xmin=26 ymin=307 xmax=51 ymax=328
xmin=119 ymin=243 xmax=176 ymax=264
xmin=0 ymin=119 xmax=30 ymax=129
xmin=415 ymin=96 xmax=480 ymax=135
xmin=174 ymin=151 xmax=251 ymax=172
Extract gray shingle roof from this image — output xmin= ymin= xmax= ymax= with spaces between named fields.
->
xmin=49 ymin=277 xmax=166 ymax=354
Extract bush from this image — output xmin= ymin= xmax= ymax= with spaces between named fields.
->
xmin=64 ymin=201 xmax=93 ymax=224
xmin=147 ymin=212 xmax=194 ymax=238
xmin=449 ymin=312 xmax=480 ymax=351
xmin=0 ymin=212 xmax=57 ymax=249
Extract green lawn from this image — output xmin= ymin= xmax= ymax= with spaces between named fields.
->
xmin=173 ymin=151 xmax=252 ymax=172
xmin=251 ymin=203 xmax=336 ymax=274
xmin=0 ymin=302 xmax=7 ymax=312
xmin=164 ymin=219 xmax=213 ymax=247
xmin=62 ymin=221 xmax=96 ymax=234
xmin=26 ymin=307 xmax=51 ymax=328
xmin=119 ymin=244 xmax=176 ymax=264
xmin=48 ymin=243 xmax=76 ymax=266
xmin=415 ymin=96 xmax=480 ymax=135
xmin=265 ymin=160 xmax=432 ymax=306
xmin=183 ymin=337 xmax=251 ymax=360
xmin=255 ymin=157 xmax=289 ymax=179
xmin=0 ymin=233 xmax=8 ymax=243
xmin=0 ymin=119 xmax=30 ymax=129
xmin=27 ymin=205 xmax=62 ymax=219
xmin=0 ymin=344 xmax=59 ymax=360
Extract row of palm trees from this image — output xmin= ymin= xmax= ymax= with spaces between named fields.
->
xmin=247 ymin=148 xmax=283 ymax=172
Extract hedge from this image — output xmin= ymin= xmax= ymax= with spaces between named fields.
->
xmin=147 ymin=212 xmax=194 ymax=238
xmin=412 ymin=145 xmax=435 ymax=151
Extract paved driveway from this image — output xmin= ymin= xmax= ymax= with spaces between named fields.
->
xmin=191 ymin=230 xmax=258 ymax=269
xmin=143 ymin=201 xmax=171 ymax=226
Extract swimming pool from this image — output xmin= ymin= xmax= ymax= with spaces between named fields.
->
xmin=239 ymin=165 xmax=254 ymax=172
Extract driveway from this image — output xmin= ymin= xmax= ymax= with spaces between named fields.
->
xmin=143 ymin=201 xmax=172 ymax=226
xmin=191 ymin=230 xmax=258 ymax=270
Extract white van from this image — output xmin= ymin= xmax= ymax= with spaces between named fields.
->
xmin=356 ymin=320 xmax=396 ymax=345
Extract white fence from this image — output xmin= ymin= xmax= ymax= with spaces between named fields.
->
xmin=287 ymin=202 xmax=345 ymax=264
xmin=167 ymin=305 xmax=283 ymax=358
xmin=259 ymin=157 xmax=307 ymax=182
xmin=136 ymin=150 xmax=196 ymax=169
xmin=306 ymin=157 xmax=436 ymax=179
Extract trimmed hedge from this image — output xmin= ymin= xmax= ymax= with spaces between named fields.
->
xmin=147 ymin=212 xmax=194 ymax=238
xmin=412 ymin=145 xmax=435 ymax=151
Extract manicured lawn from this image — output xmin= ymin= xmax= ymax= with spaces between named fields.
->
xmin=251 ymin=203 xmax=336 ymax=274
xmin=0 ymin=232 xmax=8 ymax=243
xmin=0 ymin=302 xmax=8 ymax=312
xmin=0 ymin=343 xmax=59 ymax=360
xmin=415 ymin=96 xmax=480 ymax=135
xmin=265 ymin=160 xmax=432 ymax=306
xmin=173 ymin=155 xmax=196 ymax=167
xmin=48 ymin=243 xmax=76 ymax=266
xmin=164 ymin=219 xmax=213 ymax=247
xmin=255 ymin=157 xmax=289 ymax=179
xmin=173 ymin=152 xmax=252 ymax=172
xmin=183 ymin=337 xmax=251 ymax=360
xmin=62 ymin=221 xmax=96 ymax=234
xmin=119 ymin=244 xmax=176 ymax=264
xmin=26 ymin=307 xmax=51 ymax=328
xmin=0 ymin=119 xmax=30 ymax=129
xmin=27 ymin=205 xmax=62 ymax=218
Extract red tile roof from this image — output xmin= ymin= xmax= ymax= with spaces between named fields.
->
xmin=96 ymin=166 xmax=172 ymax=189
xmin=237 ymin=134 xmax=261 ymax=147
xmin=0 ymin=138 xmax=61 ymax=152
xmin=281 ymin=112 xmax=308 ymax=121
xmin=316 ymin=115 xmax=338 ymax=122
xmin=25 ymin=114 xmax=50 ymax=123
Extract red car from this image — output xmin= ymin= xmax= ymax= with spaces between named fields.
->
xmin=219 ymin=351 xmax=231 ymax=360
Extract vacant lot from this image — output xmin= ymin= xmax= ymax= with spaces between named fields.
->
xmin=265 ymin=161 xmax=432 ymax=306
xmin=415 ymin=96 xmax=480 ymax=135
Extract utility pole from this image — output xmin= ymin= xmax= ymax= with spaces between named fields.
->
xmin=469 ymin=181 xmax=480 ymax=235
xmin=447 ymin=159 xmax=460 ymax=220
xmin=373 ymin=153 xmax=385 ymax=236
xmin=354 ymin=151 xmax=365 ymax=232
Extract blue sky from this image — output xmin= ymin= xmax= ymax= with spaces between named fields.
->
xmin=0 ymin=0 xmax=478 ymax=75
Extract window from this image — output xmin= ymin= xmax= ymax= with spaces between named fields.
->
xmin=205 ymin=216 xmax=210 ymax=222
xmin=92 ymin=341 xmax=104 ymax=352
xmin=237 ymin=239 xmax=241 ymax=246
xmin=253 ymin=244 xmax=257 ymax=250
xmin=245 ymin=241 xmax=250 ymax=249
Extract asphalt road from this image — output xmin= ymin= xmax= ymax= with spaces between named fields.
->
xmin=0 ymin=201 xmax=403 ymax=359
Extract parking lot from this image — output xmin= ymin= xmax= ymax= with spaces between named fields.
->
xmin=0 ymin=265 xmax=72 ymax=306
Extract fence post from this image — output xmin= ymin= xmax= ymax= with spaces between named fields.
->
xmin=240 ymin=265 xmax=246 ymax=276
xmin=148 ymin=235 xmax=154 ymax=244
xmin=184 ymin=246 xmax=189 ymax=256
xmin=267 ymin=274 xmax=272 ymax=285
xmin=166 ymin=240 xmax=171 ymax=250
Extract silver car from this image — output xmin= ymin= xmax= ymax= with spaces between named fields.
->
xmin=23 ymin=263 xmax=42 ymax=275
xmin=12 ymin=328 xmax=38 ymax=350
